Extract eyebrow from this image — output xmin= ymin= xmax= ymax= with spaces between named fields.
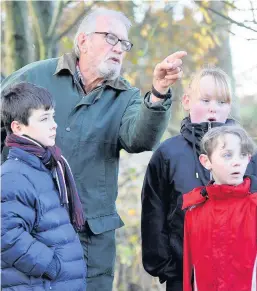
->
xmin=40 ymin=111 xmax=55 ymax=117
xmin=202 ymin=93 xmax=228 ymax=101
xmin=107 ymin=31 xmax=129 ymax=41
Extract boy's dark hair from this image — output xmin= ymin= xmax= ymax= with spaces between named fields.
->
xmin=201 ymin=125 xmax=256 ymax=158
xmin=1 ymin=82 xmax=55 ymax=133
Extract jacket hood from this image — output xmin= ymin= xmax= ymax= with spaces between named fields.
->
xmin=180 ymin=116 xmax=235 ymax=185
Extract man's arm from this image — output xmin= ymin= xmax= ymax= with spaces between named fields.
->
xmin=118 ymin=51 xmax=187 ymax=153
xmin=141 ymin=148 xmax=177 ymax=283
xmin=118 ymin=89 xmax=171 ymax=153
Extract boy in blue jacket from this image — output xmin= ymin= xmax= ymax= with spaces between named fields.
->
xmin=1 ymin=82 xmax=86 ymax=291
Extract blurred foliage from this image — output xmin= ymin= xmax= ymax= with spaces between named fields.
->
xmin=1 ymin=1 xmax=257 ymax=290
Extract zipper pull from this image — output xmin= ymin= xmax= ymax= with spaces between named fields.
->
xmin=208 ymin=121 xmax=211 ymax=131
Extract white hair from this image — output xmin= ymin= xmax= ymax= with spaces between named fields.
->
xmin=74 ymin=7 xmax=132 ymax=57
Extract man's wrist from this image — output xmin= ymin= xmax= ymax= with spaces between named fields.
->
xmin=151 ymin=85 xmax=172 ymax=100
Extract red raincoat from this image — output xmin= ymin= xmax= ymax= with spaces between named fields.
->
xmin=182 ymin=177 xmax=257 ymax=291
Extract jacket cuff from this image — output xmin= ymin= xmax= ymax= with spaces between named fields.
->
xmin=43 ymin=255 xmax=61 ymax=280
xmin=144 ymin=90 xmax=172 ymax=110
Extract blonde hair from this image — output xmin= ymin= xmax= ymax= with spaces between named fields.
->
xmin=186 ymin=66 xmax=232 ymax=104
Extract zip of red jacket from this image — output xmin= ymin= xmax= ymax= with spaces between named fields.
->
xmin=182 ymin=177 xmax=257 ymax=291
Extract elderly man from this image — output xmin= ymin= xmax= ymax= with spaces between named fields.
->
xmin=1 ymin=7 xmax=186 ymax=291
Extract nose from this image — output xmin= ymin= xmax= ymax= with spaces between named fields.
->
xmin=112 ymin=41 xmax=123 ymax=54
xmin=232 ymin=156 xmax=241 ymax=167
xmin=52 ymin=119 xmax=57 ymax=130
xmin=208 ymin=100 xmax=218 ymax=113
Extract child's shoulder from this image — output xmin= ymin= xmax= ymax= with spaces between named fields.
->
xmin=2 ymin=157 xmax=31 ymax=175
xmin=1 ymin=160 xmax=38 ymax=201
xmin=154 ymin=134 xmax=191 ymax=159
xmin=1 ymin=157 xmax=42 ymax=190
xmin=1 ymin=158 xmax=34 ymax=184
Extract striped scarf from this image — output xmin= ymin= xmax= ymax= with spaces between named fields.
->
xmin=5 ymin=134 xmax=85 ymax=232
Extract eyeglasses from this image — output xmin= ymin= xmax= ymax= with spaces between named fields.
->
xmin=93 ymin=32 xmax=133 ymax=52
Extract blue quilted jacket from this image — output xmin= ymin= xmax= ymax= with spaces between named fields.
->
xmin=1 ymin=147 xmax=86 ymax=291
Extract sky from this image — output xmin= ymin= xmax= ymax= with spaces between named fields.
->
xmin=229 ymin=0 xmax=257 ymax=98
xmin=167 ymin=0 xmax=257 ymax=98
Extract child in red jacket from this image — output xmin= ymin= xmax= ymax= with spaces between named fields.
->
xmin=182 ymin=125 xmax=257 ymax=291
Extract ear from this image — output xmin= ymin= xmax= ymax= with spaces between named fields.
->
xmin=77 ymin=32 xmax=88 ymax=54
xmin=10 ymin=121 xmax=24 ymax=136
xmin=199 ymin=154 xmax=212 ymax=170
xmin=182 ymin=94 xmax=190 ymax=111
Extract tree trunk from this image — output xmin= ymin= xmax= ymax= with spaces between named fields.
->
xmin=4 ymin=1 xmax=29 ymax=75
xmin=28 ymin=0 xmax=54 ymax=60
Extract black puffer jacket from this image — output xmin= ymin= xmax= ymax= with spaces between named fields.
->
xmin=141 ymin=117 xmax=257 ymax=290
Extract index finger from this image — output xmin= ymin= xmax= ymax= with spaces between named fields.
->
xmin=166 ymin=51 xmax=187 ymax=62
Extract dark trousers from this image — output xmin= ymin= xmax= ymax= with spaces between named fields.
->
xmin=79 ymin=226 xmax=116 ymax=291
xmin=166 ymin=280 xmax=183 ymax=291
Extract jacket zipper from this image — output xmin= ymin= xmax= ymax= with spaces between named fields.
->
xmin=208 ymin=121 xmax=211 ymax=131
xmin=208 ymin=121 xmax=212 ymax=181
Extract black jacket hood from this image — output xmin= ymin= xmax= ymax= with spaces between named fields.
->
xmin=180 ymin=116 xmax=235 ymax=185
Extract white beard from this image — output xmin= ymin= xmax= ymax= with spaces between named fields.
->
xmin=98 ymin=60 xmax=121 ymax=80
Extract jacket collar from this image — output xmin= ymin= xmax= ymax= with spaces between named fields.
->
xmin=206 ymin=177 xmax=251 ymax=200
xmin=182 ymin=177 xmax=257 ymax=210
xmin=54 ymin=50 xmax=132 ymax=91
xmin=7 ymin=147 xmax=49 ymax=172
xmin=180 ymin=117 xmax=235 ymax=154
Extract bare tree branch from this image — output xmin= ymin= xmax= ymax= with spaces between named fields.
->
xmin=47 ymin=0 xmax=65 ymax=40
xmin=224 ymin=27 xmax=257 ymax=41
xmin=54 ymin=5 xmax=93 ymax=42
xmin=197 ymin=1 xmax=257 ymax=33
xmin=222 ymin=0 xmax=257 ymax=12
xmin=249 ymin=0 xmax=257 ymax=23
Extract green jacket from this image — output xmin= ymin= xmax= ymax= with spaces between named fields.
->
xmin=1 ymin=52 xmax=171 ymax=234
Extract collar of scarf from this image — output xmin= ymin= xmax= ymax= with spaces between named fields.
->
xmin=5 ymin=134 xmax=85 ymax=232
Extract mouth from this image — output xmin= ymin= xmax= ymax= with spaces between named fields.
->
xmin=208 ymin=117 xmax=216 ymax=122
xmin=231 ymin=172 xmax=241 ymax=177
xmin=108 ymin=57 xmax=120 ymax=64
xmin=49 ymin=134 xmax=56 ymax=139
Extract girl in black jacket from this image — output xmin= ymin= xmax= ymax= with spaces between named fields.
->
xmin=141 ymin=67 xmax=257 ymax=291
